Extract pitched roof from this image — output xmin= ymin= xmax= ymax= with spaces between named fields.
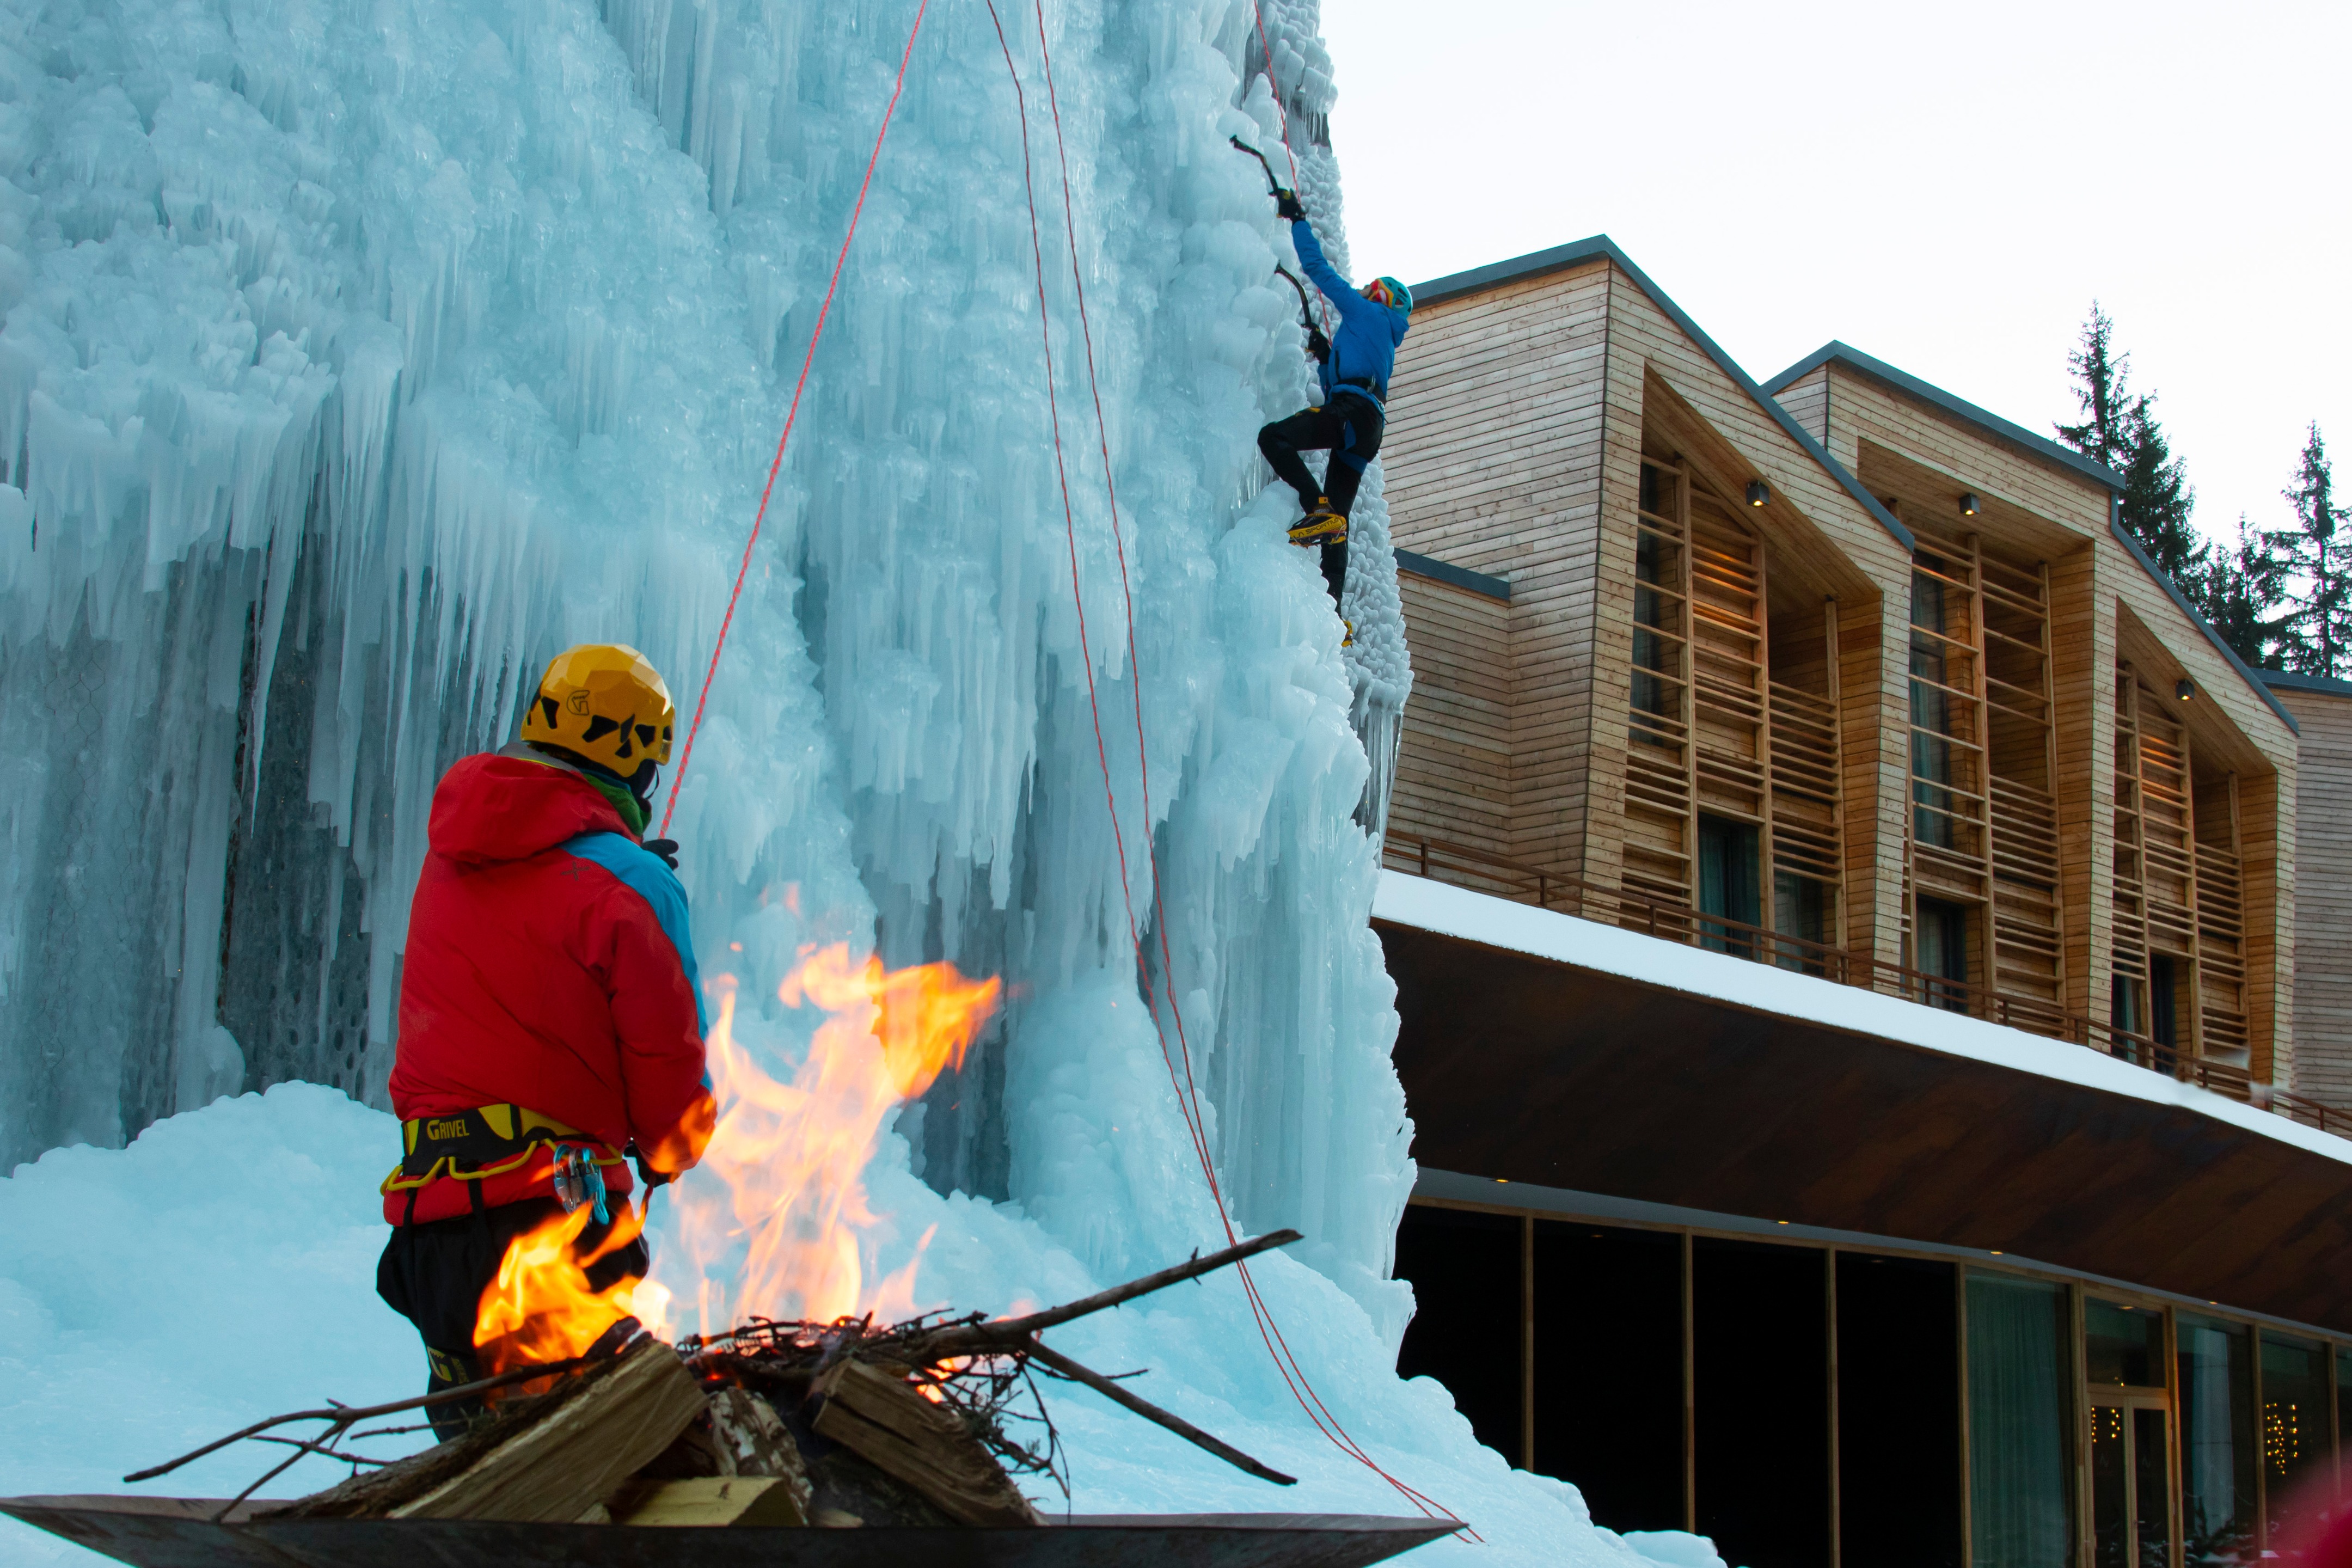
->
xmin=1763 ymin=344 xmax=2294 ymax=735
xmin=1761 ymin=341 xmax=2126 ymax=493
xmin=1410 ymin=237 xmax=1914 ymax=551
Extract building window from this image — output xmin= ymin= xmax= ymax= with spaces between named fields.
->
xmin=2176 ymin=1314 xmax=2256 ymax=1562
xmin=2147 ymin=954 xmax=2179 ymax=1055
xmin=2259 ymin=1332 xmax=2328 ymax=1539
xmin=1965 ymin=1273 xmax=2074 ymax=1568
xmin=1909 ymin=564 xmax=1959 ymax=849
xmin=1632 ymin=463 xmax=1683 ymax=745
xmin=1773 ymin=872 xmax=1831 ymax=972
xmin=1698 ymin=815 xmax=1761 ymax=957
xmin=2110 ymin=973 xmax=2144 ymax=1057
xmin=1393 ymin=1206 xmax=1522 ymax=1462
xmin=1916 ymin=897 xmax=1969 ymax=1009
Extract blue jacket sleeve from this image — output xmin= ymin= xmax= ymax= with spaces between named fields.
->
xmin=1291 ymin=219 xmax=1382 ymax=330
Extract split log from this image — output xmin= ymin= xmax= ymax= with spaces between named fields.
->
xmin=393 ymin=1337 xmax=706 ymax=1523
xmin=810 ymin=1359 xmax=1043 ymax=1527
xmin=604 ymin=1475 xmax=807 ymax=1528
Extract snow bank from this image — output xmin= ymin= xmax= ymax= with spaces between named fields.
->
xmin=1 ymin=1085 xmax=1682 ymax=1568
xmin=0 ymin=1086 xmax=425 ymax=1566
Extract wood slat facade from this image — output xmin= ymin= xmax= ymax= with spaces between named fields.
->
xmin=2267 ymin=675 xmax=2352 ymax=1108
xmin=1381 ymin=247 xmax=2302 ymax=1088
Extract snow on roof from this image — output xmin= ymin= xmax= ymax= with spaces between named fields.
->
xmin=1374 ymin=869 xmax=2352 ymax=1169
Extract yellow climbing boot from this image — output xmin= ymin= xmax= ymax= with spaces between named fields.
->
xmin=1289 ymin=506 xmax=1347 ymax=547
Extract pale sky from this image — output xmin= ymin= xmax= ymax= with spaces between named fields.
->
xmin=1322 ymin=1 xmax=2351 ymax=553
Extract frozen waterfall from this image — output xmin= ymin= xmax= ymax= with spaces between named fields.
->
xmin=0 ymin=0 xmax=1410 ymax=1297
xmin=0 ymin=1 xmax=1670 ymax=1561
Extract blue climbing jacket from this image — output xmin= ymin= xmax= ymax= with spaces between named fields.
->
xmin=1291 ymin=217 xmax=1408 ymax=405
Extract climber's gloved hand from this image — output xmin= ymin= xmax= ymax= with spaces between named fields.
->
xmin=1306 ymin=326 xmax=1331 ymax=364
xmin=1275 ymin=189 xmax=1306 ymax=222
xmin=632 ymin=1148 xmax=675 ymax=1194
xmin=641 ymin=837 xmax=680 ymax=869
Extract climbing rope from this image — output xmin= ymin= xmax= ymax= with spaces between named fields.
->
xmin=673 ymin=0 xmax=1455 ymax=1524
xmin=661 ymin=0 xmax=932 ymax=836
xmin=1015 ymin=2 xmax=1462 ymax=1532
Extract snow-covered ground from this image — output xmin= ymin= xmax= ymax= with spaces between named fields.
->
xmin=0 ymin=1085 xmax=1731 ymax=1568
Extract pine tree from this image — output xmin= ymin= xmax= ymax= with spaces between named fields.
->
xmin=2197 ymin=516 xmax=2292 ymax=669
xmin=2056 ymin=304 xmax=2207 ymax=584
xmin=2275 ymin=425 xmax=2351 ymax=675
xmin=2057 ymin=303 xmax=2132 ymax=470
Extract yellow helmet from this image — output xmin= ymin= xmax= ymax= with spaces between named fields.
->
xmin=520 ymin=643 xmax=676 ymax=774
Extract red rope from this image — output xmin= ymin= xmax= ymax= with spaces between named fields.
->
xmin=660 ymin=0 xmax=932 ymax=837
xmin=982 ymin=0 xmax=1149 ymax=1045
xmin=1022 ymin=4 xmax=1461 ymax=1533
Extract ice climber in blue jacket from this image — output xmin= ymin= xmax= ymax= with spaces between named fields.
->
xmin=1257 ymin=186 xmax=1412 ymax=630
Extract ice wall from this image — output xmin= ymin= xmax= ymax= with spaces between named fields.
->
xmin=0 ymin=2 xmax=1708 ymax=1558
xmin=0 ymin=0 xmax=1414 ymax=1462
xmin=0 ymin=0 xmax=1412 ymax=1304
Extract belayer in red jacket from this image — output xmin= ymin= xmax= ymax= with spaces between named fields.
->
xmin=376 ymin=643 xmax=716 ymax=1431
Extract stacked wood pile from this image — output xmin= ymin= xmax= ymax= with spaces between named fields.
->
xmin=136 ymin=1231 xmax=1301 ymax=1531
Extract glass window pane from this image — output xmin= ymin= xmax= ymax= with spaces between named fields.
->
xmin=2261 ymin=1331 xmax=2329 ymax=1533
xmin=1968 ymin=1273 xmax=2074 ymax=1568
xmin=2090 ymin=1405 xmax=2128 ymax=1568
xmin=2177 ymin=1313 xmax=2256 ymax=1563
xmin=2132 ymin=1408 xmax=2171 ymax=1568
xmin=2084 ymin=1297 xmax=2165 ymax=1389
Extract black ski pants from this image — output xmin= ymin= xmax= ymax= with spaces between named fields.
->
xmin=1258 ymin=390 xmax=1384 ymax=608
xmin=377 ymin=1196 xmax=648 ymax=1440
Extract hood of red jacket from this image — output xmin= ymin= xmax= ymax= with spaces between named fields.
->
xmin=428 ymin=753 xmax=631 ymax=867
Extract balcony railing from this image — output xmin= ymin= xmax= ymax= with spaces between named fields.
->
xmin=1383 ymin=832 xmax=2344 ymax=1142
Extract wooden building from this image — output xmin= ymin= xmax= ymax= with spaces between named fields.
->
xmin=1369 ymin=237 xmax=2352 ymax=1568
xmin=2261 ymin=669 xmax=2352 ymax=1111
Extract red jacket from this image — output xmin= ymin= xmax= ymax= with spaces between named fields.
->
xmin=385 ymin=751 xmax=715 ymax=1224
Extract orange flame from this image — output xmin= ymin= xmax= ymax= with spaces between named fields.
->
xmin=472 ymin=1200 xmax=663 ymax=1378
xmin=474 ymin=944 xmax=998 ymax=1360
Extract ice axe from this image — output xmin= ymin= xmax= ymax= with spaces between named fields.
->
xmin=1229 ymin=133 xmax=1282 ymax=195
xmin=1230 ymin=137 xmax=1328 ymax=354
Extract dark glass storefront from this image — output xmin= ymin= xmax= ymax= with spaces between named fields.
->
xmin=1394 ymin=1203 xmax=2351 ymax=1567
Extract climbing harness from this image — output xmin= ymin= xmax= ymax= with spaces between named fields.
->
xmin=380 ymin=1103 xmax=627 ymax=1226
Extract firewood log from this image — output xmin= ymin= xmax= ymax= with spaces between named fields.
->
xmin=604 ymin=1475 xmax=808 ymax=1527
xmin=809 ymin=1359 xmax=1042 ymax=1528
xmin=391 ymin=1337 xmax=706 ymax=1523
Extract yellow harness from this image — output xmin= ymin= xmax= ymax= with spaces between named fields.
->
xmin=379 ymin=1102 xmax=626 ymax=1196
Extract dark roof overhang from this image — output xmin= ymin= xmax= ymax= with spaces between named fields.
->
xmin=1379 ymin=904 xmax=2352 ymax=1333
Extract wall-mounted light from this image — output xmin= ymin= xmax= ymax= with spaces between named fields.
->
xmin=1958 ymin=492 xmax=1981 ymax=517
xmin=2176 ymin=679 xmax=2195 ymax=703
xmin=1746 ymin=480 xmax=1769 ymax=507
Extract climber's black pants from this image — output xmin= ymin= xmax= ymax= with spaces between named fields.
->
xmin=1258 ymin=391 xmax=1384 ymax=608
xmin=377 ymin=1197 xmax=647 ymax=1440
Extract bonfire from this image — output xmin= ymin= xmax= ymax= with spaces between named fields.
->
xmin=123 ymin=946 xmax=1297 ymax=1530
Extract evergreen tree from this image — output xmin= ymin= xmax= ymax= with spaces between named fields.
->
xmin=2197 ymin=516 xmax=2292 ymax=669
xmin=2057 ymin=304 xmax=2208 ymax=584
xmin=2057 ymin=303 xmax=2132 ymax=470
xmin=2275 ymin=425 xmax=2351 ymax=675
